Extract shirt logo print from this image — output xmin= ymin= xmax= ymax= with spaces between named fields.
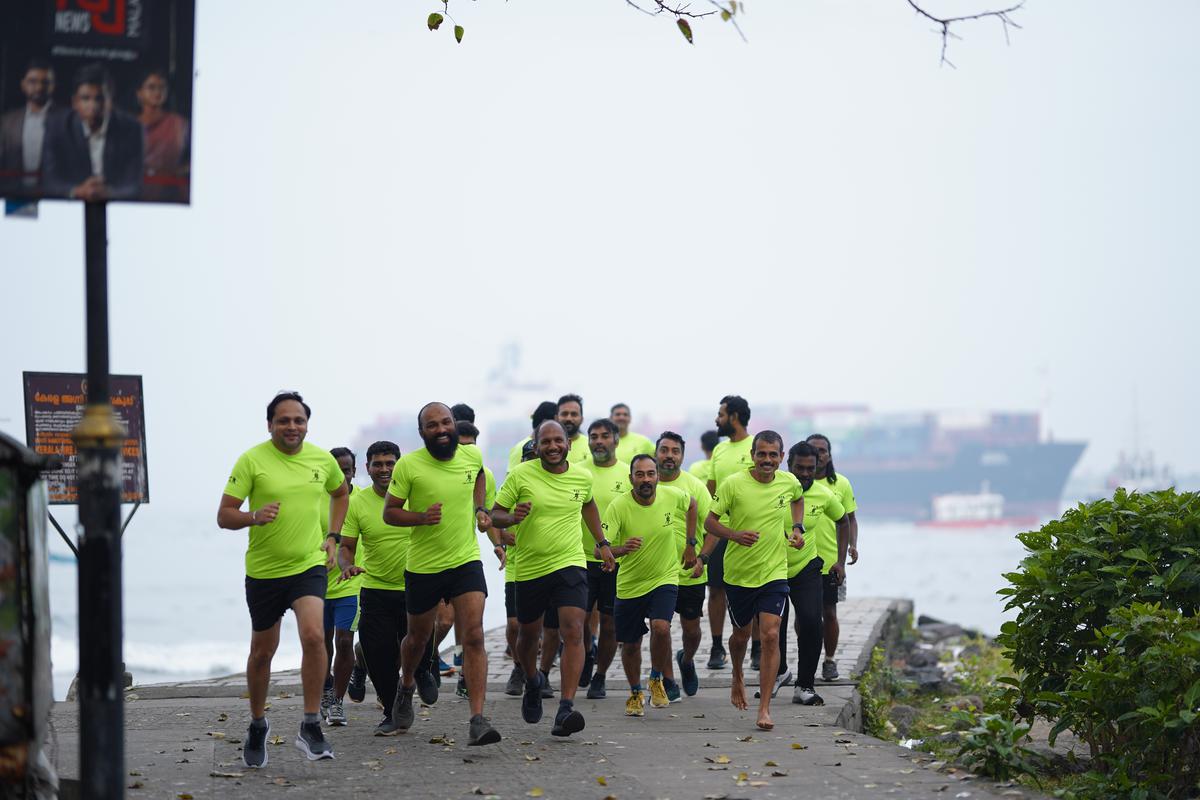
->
xmin=572 ymin=489 xmax=583 ymax=502
xmin=464 ymin=470 xmax=474 ymax=484
xmin=775 ymin=493 xmax=789 ymax=508
xmin=613 ymin=482 xmax=623 ymax=492
xmin=664 ymin=513 xmax=673 ymax=526
xmin=311 ymin=469 xmax=322 ymax=483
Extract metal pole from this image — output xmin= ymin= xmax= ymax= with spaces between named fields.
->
xmin=73 ymin=201 xmax=124 ymax=800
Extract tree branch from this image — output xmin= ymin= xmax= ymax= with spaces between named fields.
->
xmin=906 ymin=0 xmax=1024 ymax=68
xmin=624 ymin=0 xmax=720 ymax=19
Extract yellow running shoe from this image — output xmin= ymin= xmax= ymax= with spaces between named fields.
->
xmin=648 ymin=677 xmax=670 ymax=708
xmin=625 ymin=690 xmax=645 ymax=716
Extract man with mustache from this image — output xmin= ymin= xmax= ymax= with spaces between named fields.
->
xmin=578 ymin=418 xmax=629 ymax=699
xmin=492 ymin=420 xmax=616 ymax=737
xmin=609 ymin=403 xmax=656 ymax=463
xmin=694 ymin=431 xmax=804 ymax=732
xmin=605 ymin=455 xmax=697 ymax=714
xmin=654 ymin=431 xmax=713 ymax=700
xmin=383 ymin=403 xmax=501 ymax=747
xmin=556 ymin=394 xmax=593 ymax=465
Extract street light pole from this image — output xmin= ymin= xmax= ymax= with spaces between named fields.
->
xmin=72 ymin=201 xmax=125 ymax=800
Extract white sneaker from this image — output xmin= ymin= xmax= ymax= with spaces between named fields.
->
xmin=773 ymin=670 xmax=792 ymax=698
xmin=792 ymin=685 xmax=824 ymax=706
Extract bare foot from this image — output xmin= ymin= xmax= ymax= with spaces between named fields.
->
xmin=730 ymin=677 xmax=748 ymax=711
xmin=756 ymin=709 xmax=774 ymax=730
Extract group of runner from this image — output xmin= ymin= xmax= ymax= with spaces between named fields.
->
xmin=217 ymin=391 xmax=859 ymax=766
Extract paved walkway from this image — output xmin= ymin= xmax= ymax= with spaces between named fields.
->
xmin=50 ymin=598 xmax=1044 ymax=799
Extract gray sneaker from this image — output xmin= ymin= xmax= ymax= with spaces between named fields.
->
xmin=821 ymin=659 xmax=839 ymax=681
xmin=468 ymin=713 xmax=501 ymax=746
xmin=320 ymin=686 xmax=335 ymax=721
xmin=792 ymin=685 xmax=825 ymax=706
xmin=539 ymin=671 xmax=555 ymax=699
xmin=373 ymin=715 xmax=400 ymax=736
xmin=393 ymin=685 xmax=416 ymax=731
xmin=416 ymin=669 xmax=439 ymax=706
xmin=294 ymin=721 xmax=334 ymax=760
xmin=326 ymin=697 xmax=346 ymax=726
xmin=586 ymin=674 xmax=607 ymax=700
xmin=505 ymin=666 xmax=525 ymax=696
xmin=242 ymin=720 xmax=269 ymax=769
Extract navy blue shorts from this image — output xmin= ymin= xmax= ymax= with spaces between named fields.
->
xmin=675 ymin=583 xmax=706 ymax=620
xmin=515 ymin=566 xmax=587 ymax=625
xmin=404 ymin=560 xmax=488 ymax=616
xmin=725 ymin=580 xmax=789 ymax=629
xmin=614 ymin=584 xmax=678 ymax=643
xmin=323 ymin=595 xmax=358 ymax=632
xmin=245 ymin=565 xmax=326 ymax=633
xmin=506 ymin=580 xmax=560 ymax=627
xmin=587 ymin=561 xmax=618 ymax=616
xmin=706 ymin=539 xmax=728 ymax=587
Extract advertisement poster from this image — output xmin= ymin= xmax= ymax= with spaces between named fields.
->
xmin=22 ymin=371 xmax=149 ymax=505
xmin=0 ymin=0 xmax=196 ymax=204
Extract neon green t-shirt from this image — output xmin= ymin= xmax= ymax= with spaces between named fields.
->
xmin=786 ymin=481 xmax=845 ymax=579
xmin=387 ymin=445 xmax=483 ymax=574
xmin=660 ymin=469 xmax=711 ymax=586
xmin=710 ymin=436 xmax=754 ymax=490
xmin=580 ymin=460 xmax=630 ymax=563
xmin=224 ymin=440 xmax=345 ymax=580
xmin=826 ymin=473 xmax=857 ymax=515
xmin=323 ymin=485 xmax=363 ymax=598
xmin=604 ymin=486 xmax=691 ymax=600
xmin=567 ymin=434 xmax=593 ymax=465
xmin=496 ymin=460 xmax=592 ymax=581
xmin=507 ymin=436 xmax=531 ymax=472
xmin=819 ymin=473 xmax=854 ymax=574
xmin=615 ymin=433 xmax=656 ymax=464
xmin=342 ymin=485 xmax=411 ymax=591
xmin=709 ymin=469 xmax=802 ymax=589
xmin=687 ymin=458 xmax=713 ymax=485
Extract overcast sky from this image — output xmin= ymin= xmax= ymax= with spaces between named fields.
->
xmin=2 ymin=0 xmax=1198 ymax=517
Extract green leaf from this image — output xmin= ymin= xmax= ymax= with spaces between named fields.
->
xmin=454 ymin=24 xmax=464 ymax=43
xmin=676 ymin=17 xmax=693 ymax=43
xmin=1121 ymin=547 xmax=1152 ymax=562
xmin=427 ymin=12 xmax=444 ymax=31
xmin=720 ymin=10 xmax=731 ymax=21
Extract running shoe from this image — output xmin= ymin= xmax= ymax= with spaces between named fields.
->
xmin=242 ymin=720 xmax=268 ymax=769
xmin=821 ymin=659 xmax=839 ymax=681
xmin=750 ymin=640 xmax=762 ymax=671
xmin=320 ymin=686 xmax=335 ymax=722
xmin=348 ymin=664 xmax=367 ymax=703
xmin=676 ymin=650 xmax=699 ymax=696
xmin=505 ymin=666 xmax=525 ymax=697
xmin=586 ymin=673 xmax=607 ymax=700
xmin=456 ymin=677 xmax=469 ymax=699
xmin=468 ymin=713 xmax=501 ymax=746
xmin=521 ymin=672 xmax=544 ymax=724
xmin=453 ymin=648 xmax=464 ymax=669
xmin=648 ymin=677 xmax=670 ymax=708
xmin=439 ymin=657 xmax=455 ymax=676
xmin=551 ymin=705 xmax=585 ymax=736
xmin=539 ymin=670 xmax=555 ymax=699
xmin=757 ymin=669 xmax=793 ymax=699
xmin=663 ymin=677 xmax=681 ymax=703
xmin=294 ymin=721 xmax=334 ymax=761
xmin=707 ymin=642 xmax=727 ymax=670
xmin=624 ymin=690 xmax=645 ymax=717
xmin=416 ymin=669 xmax=439 ymax=706
xmin=393 ymin=685 xmax=416 ymax=731
xmin=326 ymin=697 xmax=347 ymax=726
xmin=373 ymin=715 xmax=400 ymax=736
xmin=792 ymin=685 xmax=825 ymax=706
xmin=578 ymin=643 xmax=596 ymax=687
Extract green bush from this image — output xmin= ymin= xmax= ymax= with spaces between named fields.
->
xmin=997 ymin=489 xmax=1200 ymax=718
xmin=953 ymin=710 xmax=1044 ymax=784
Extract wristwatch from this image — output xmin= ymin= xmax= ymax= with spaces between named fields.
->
xmin=326 ymin=532 xmax=341 ymax=544
xmin=598 ymin=538 xmax=612 ymax=549
xmin=791 ymin=523 xmax=806 ymax=533
xmin=686 ymin=538 xmax=698 ymax=547
xmin=698 ymin=553 xmax=710 ymax=564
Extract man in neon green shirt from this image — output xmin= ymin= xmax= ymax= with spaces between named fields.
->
xmin=556 ymin=393 xmax=593 ymax=465
xmin=507 ymin=401 xmax=559 ymax=473
xmin=492 ymin=420 xmax=616 ymax=737
xmin=383 ymin=403 xmax=502 ymax=747
xmin=336 ymin=440 xmax=428 ymax=736
xmin=654 ymin=431 xmax=713 ymax=699
xmin=687 ymin=430 xmax=719 ymax=485
xmin=579 ymin=418 xmax=629 ymax=700
xmin=694 ymin=430 xmax=804 ymax=732
xmin=806 ymin=433 xmax=858 ymax=682
xmin=218 ymin=392 xmax=350 ymax=766
xmin=609 ymin=403 xmax=655 ymax=463
xmin=319 ymin=446 xmax=359 ymax=726
xmin=777 ymin=440 xmax=849 ymax=706
xmin=705 ymin=394 xmax=754 ymax=670
xmin=606 ymin=455 xmax=697 ymax=714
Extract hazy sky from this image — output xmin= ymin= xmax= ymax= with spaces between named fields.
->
xmin=2 ymin=0 xmax=1198 ymax=518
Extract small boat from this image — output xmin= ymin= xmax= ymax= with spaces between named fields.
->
xmin=916 ymin=482 xmax=1038 ymax=529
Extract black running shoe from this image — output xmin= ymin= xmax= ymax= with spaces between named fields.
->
xmin=416 ymin=668 xmax=439 ymax=706
xmin=677 ymin=649 xmax=699 ymax=696
xmin=294 ymin=721 xmax=334 ymax=760
xmin=505 ymin=666 xmax=525 ymax=697
xmin=750 ymin=640 xmax=762 ymax=671
xmin=578 ymin=643 xmax=595 ymax=688
xmin=243 ymin=720 xmax=269 ymax=769
xmin=539 ymin=670 xmax=555 ymax=699
xmin=468 ymin=714 xmax=502 ymax=746
xmin=707 ymin=642 xmax=727 ymax=670
xmin=348 ymin=646 xmax=367 ymax=703
xmin=522 ymin=672 xmax=544 ymax=724
xmin=393 ymin=685 xmax=416 ymax=731
xmin=551 ymin=705 xmax=585 ymax=737
xmin=586 ymin=673 xmax=607 ymax=699
xmin=373 ymin=715 xmax=400 ymax=736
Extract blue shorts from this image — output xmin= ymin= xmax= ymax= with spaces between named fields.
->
xmin=614 ymin=584 xmax=678 ymax=643
xmin=324 ymin=595 xmax=359 ymax=632
xmin=706 ymin=539 xmax=728 ymax=587
xmin=725 ymin=580 xmax=788 ymax=629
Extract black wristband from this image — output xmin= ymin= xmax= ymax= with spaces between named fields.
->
xmin=326 ymin=532 xmax=341 ymax=543
xmin=598 ymin=539 xmax=612 ymax=549
xmin=686 ymin=538 xmax=698 ymax=547
xmin=792 ymin=523 xmax=806 ymax=533
xmin=698 ymin=552 xmax=710 ymax=564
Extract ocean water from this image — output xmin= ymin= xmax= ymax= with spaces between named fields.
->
xmin=46 ymin=513 xmax=1031 ymax=699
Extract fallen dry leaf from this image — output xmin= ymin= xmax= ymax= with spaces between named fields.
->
xmin=206 ymin=732 xmax=225 ymax=740
xmin=128 ymin=770 xmax=142 ymax=776
xmin=272 ymin=778 xmax=293 ymax=786
xmin=764 ymin=760 xmax=778 ymax=767
xmin=181 ymin=746 xmax=194 ymax=752
xmin=771 ymin=770 xmax=788 ymax=777
xmin=209 ymin=771 xmax=243 ymax=778
xmin=527 ymin=789 xmax=544 ymax=798
xmin=217 ymin=712 xmax=228 ymax=722
xmin=429 ymin=735 xmax=455 ymax=745
xmin=269 ymin=735 xmax=283 ymax=746
xmin=384 ymin=746 xmax=397 ymax=755
xmin=128 ymin=781 xmax=144 ymax=789
xmin=791 ymin=743 xmax=807 ymax=750
xmin=750 ymin=781 xmax=769 ymax=787
xmin=597 ymin=776 xmax=607 ymax=786
xmin=177 ymin=795 xmax=194 ymax=800
xmin=524 ymin=754 xmax=541 ymax=762
xmin=276 ymin=692 xmax=292 ymax=699
xmin=737 ymin=735 xmax=756 ymax=742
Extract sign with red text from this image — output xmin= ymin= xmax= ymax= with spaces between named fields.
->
xmin=22 ymin=371 xmax=149 ymax=504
